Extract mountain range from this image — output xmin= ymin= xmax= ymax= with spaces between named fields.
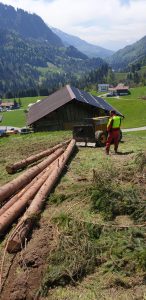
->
xmin=51 ymin=27 xmax=114 ymax=59
xmin=0 ymin=2 xmax=146 ymax=97
xmin=0 ymin=3 xmax=108 ymax=97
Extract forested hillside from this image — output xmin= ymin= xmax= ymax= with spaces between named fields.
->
xmin=108 ymin=36 xmax=146 ymax=71
xmin=0 ymin=3 xmax=109 ymax=98
xmin=0 ymin=3 xmax=63 ymax=46
xmin=2 ymin=2 xmax=146 ymax=98
xmin=0 ymin=28 xmax=108 ymax=97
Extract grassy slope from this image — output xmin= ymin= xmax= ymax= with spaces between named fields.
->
xmin=107 ymin=98 xmax=146 ymax=128
xmin=115 ymin=66 xmax=146 ymax=80
xmin=114 ymin=72 xmax=127 ymax=81
xmin=0 ymin=110 xmax=26 ymax=128
xmin=102 ymin=86 xmax=146 ymax=128
xmin=41 ymin=131 xmax=146 ymax=299
xmin=0 ymin=131 xmax=71 ymax=185
xmin=0 ymin=96 xmax=45 ymax=127
xmin=1 ymin=131 xmax=146 ymax=299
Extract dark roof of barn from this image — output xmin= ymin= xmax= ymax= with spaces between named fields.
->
xmin=27 ymin=85 xmax=122 ymax=125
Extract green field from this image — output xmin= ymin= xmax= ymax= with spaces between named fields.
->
xmin=115 ymin=66 xmax=146 ymax=81
xmin=91 ymin=86 xmax=146 ymax=128
xmin=0 ymin=95 xmax=45 ymax=127
xmin=0 ymin=110 xmax=26 ymax=127
xmin=114 ymin=71 xmax=127 ymax=81
xmin=103 ymin=86 xmax=146 ymax=128
xmin=107 ymin=98 xmax=146 ymax=128
xmin=0 ymin=87 xmax=146 ymax=128
xmin=124 ymin=86 xmax=146 ymax=100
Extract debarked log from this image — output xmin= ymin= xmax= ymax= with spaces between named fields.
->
xmin=6 ymin=139 xmax=70 ymax=174
xmin=0 ymin=153 xmax=64 ymax=235
xmin=0 ymin=147 xmax=64 ymax=204
xmin=7 ymin=139 xmax=76 ymax=252
xmin=0 ymin=160 xmax=57 ymax=217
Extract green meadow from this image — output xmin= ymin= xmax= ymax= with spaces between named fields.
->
xmin=107 ymin=98 xmax=146 ymax=128
xmin=0 ymin=96 xmax=45 ymax=128
xmin=103 ymin=86 xmax=146 ymax=128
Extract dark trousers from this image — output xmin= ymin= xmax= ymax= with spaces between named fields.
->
xmin=105 ymin=129 xmax=120 ymax=153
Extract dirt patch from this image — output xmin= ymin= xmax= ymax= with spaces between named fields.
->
xmin=0 ymin=219 xmax=56 ymax=300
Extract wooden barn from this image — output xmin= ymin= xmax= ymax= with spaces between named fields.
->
xmin=27 ymin=85 xmax=120 ymax=132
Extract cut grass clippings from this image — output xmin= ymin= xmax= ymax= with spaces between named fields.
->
xmin=91 ymin=160 xmax=146 ymax=222
xmin=38 ymin=147 xmax=146 ymax=298
xmin=39 ymin=216 xmax=99 ymax=297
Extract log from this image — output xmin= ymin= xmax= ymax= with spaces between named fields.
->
xmin=0 ymin=148 xmax=64 ymax=204
xmin=0 ymin=160 xmax=57 ymax=217
xmin=7 ymin=139 xmax=76 ymax=252
xmin=0 ymin=154 xmax=63 ymax=235
xmin=6 ymin=140 xmax=70 ymax=174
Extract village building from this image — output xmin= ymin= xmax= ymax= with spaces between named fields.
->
xmin=0 ymin=101 xmax=20 ymax=110
xmin=0 ymin=102 xmax=14 ymax=110
xmin=109 ymin=84 xmax=129 ymax=96
xmin=98 ymin=84 xmax=109 ymax=92
xmin=27 ymin=85 xmax=121 ymax=132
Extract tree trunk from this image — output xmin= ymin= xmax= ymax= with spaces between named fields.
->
xmin=0 ymin=148 xmax=64 ymax=204
xmin=7 ymin=139 xmax=76 ymax=252
xmin=6 ymin=140 xmax=70 ymax=174
xmin=0 ymin=154 xmax=63 ymax=235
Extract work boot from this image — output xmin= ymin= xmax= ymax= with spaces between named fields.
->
xmin=114 ymin=150 xmax=120 ymax=155
xmin=114 ymin=147 xmax=118 ymax=154
xmin=105 ymin=149 xmax=109 ymax=155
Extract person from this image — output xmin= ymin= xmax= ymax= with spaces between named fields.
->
xmin=105 ymin=110 xmax=122 ymax=155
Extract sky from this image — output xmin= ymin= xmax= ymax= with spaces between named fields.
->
xmin=1 ymin=0 xmax=146 ymax=51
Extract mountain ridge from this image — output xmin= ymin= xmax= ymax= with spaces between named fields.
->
xmin=51 ymin=27 xmax=114 ymax=59
xmin=107 ymin=35 xmax=146 ymax=70
xmin=0 ymin=26 xmax=107 ymax=97
xmin=0 ymin=3 xmax=63 ymax=46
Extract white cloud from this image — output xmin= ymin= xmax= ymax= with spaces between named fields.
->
xmin=1 ymin=0 xmax=146 ymax=50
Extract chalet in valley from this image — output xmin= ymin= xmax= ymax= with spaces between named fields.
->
xmin=109 ymin=84 xmax=130 ymax=96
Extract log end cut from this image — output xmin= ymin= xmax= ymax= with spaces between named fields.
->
xmin=7 ymin=239 xmax=21 ymax=253
xmin=6 ymin=165 xmax=15 ymax=174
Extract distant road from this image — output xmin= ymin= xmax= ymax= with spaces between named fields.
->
xmin=0 ymin=126 xmax=146 ymax=133
xmin=122 ymin=126 xmax=146 ymax=132
xmin=0 ymin=126 xmax=21 ymax=132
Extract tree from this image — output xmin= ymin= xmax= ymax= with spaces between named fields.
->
xmin=133 ymin=72 xmax=140 ymax=84
xmin=13 ymin=99 xmax=18 ymax=108
xmin=18 ymin=98 xmax=22 ymax=107
xmin=107 ymin=69 xmax=117 ymax=86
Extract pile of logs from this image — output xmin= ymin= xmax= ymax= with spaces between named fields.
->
xmin=0 ymin=139 xmax=76 ymax=253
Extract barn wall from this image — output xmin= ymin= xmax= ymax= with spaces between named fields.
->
xmin=33 ymin=101 xmax=101 ymax=132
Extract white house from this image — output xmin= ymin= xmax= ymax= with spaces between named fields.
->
xmin=98 ymin=84 xmax=109 ymax=92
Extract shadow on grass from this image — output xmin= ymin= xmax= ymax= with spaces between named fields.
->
xmin=114 ymin=151 xmax=134 ymax=155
